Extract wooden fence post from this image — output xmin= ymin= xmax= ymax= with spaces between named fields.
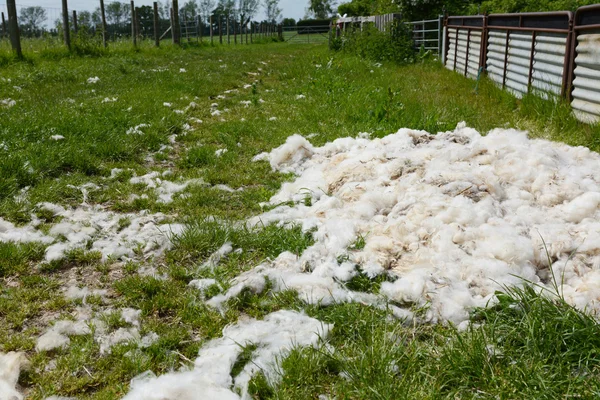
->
xmin=61 ymin=0 xmax=71 ymax=49
xmin=131 ymin=1 xmax=136 ymax=46
xmin=198 ymin=15 xmax=204 ymax=44
xmin=99 ymin=0 xmax=107 ymax=46
xmin=1 ymin=12 xmax=7 ymax=39
xmin=227 ymin=15 xmax=230 ymax=44
xmin=278 ymin=23 xmax=282 ymax=41
xmin=72 ymin=10 xmax=78 ymax=34
xmin=210 ymin=15 xmax=213 ymax=44
xmin=134 ymin=7 xmax=140 ymax=41
xmin=153 ymin=1 xmax=159 ymax=46
xmin=5 ymin=0 xmax=21 ymax=58
xmin=170 ymin=8 xmax=174 ymax=42
xmin=172 ymin=0 xmax=180 ymax=44
xmin=219 ymin=16 xmax=222 ymax=44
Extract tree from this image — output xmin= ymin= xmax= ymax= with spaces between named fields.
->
xmin=307 ymin=0 xmax=336 ymax=19
xmin=199 ymin=0 xmax=216 ymax=22
xmin=92 ymin=8 xmax=102 ymax=26
xmin=180 ymin=0 xmax=198 ymax=21
xmin=263 ymin=0 xmax=282 ymax=23
xmin=282 ymin=17 xmax=296 ymax=26
xmin=105 ymin=1 xmax=131 ymax=26
xmin=77 ymin=11 xmax=93 ymax=28
xmin=18 ymin=6 xmax=47 ymax=36
xmin=337 ymin=0 xmax=371 ymax=16
xmin=238 ymin=0 xmax=260 ymax=23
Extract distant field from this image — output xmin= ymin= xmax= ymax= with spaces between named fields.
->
xmin=1 ymin=38 xmax=600 ymax=400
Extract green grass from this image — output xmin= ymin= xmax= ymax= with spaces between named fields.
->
xmin=1 ymin=37 xmax=600 ymax=399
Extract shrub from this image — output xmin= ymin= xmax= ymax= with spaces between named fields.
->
xmin=334 ymin=20 xmax=415 ymax=64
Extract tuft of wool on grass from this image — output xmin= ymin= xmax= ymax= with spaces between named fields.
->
xmin=0 ymin=203 xmax=185 ymax=263
xmin=0 ymin=352 xmax=28 ymax=400
xmin=223 ymin=123 xmax=600 ymax=325
xmin=122 ymin=310 xmax=331 ymax=400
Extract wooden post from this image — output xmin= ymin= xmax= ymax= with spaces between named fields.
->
xmin=172 ymin=0 xmax=180 ymax=44
xmin=278 ymin=24 xmax=282 ymax=41
xmin=246 ymin=21 xmax=249 ymax=43
xmin=234 ymin=17 xmax=237 ymax=44
xmin=131 ymin=1 xmax=137 ymax=46
xmin=100 ymin=0 xmax=107 ymax=46
xmin=1 ymin=12 xmax=7 ymax=38
xmin=5 ymin=0 xmax=21 ymax=57
xmin=61 ymin=0 xmax=71 ymax=49
xmin=72 ymin=10 xmax=78 ymax=34
xmin=219 ymin=16 xmax=222 ymax=44
xmin=227 ymin=15 xmax=230 ymax=44
xmin=170 ymin=8 xmax=174 ymax=42
xmin=134 ymin=7 xmax=140 ymax=41
xmin=210 ymin=15 xmax=213 ymax=44
xmin=199 ymin=16 xmax=202 ymax=43
xmin=153 ymin=1 xmax=159 ymax=46
xmin=239 ymin=18 xmax=242 ymax=44
xmin=250 ymin=21 xmax=253 ymax=43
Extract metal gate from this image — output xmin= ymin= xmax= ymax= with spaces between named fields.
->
xmin=283 ymin=25 xmax=329 ymax=44
xmin=408 ymin=17 xmax=443 ymax=55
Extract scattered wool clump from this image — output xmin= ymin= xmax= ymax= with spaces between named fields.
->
xmin=215 ymin=148 xmax=228 ymax=157
xmin=122 ymin=310 xmax=331 ymax=400
xmin=36 ymin=307 xmax=157 ymax=354
xmin=87 ymin=77 xmax=100 ymax=84
xmin=0 ymin=352 xmax=28 ymax=400
xmin=212 ymin=123 xmax=600 ymax=324
xmin=50 ymin=135 xmax=65 ymax=141
xmin=1 ymin=202 xmax=185 ymax=262
xmin=201 ymin=242 xmax=234 ymax=270
xmin=129 ymin=172 xmax=205 ymax=203
xmin=125 ymin=124 xmax=150 ymax=135
xmin=1 ymin=98 xmax=16 ymax=107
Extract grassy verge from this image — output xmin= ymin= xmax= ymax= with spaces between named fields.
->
xmin=1 ymin=40 xmax=599 ymax=399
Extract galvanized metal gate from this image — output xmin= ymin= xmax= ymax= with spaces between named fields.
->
xmin=408 ymin=17 xmax=443 ymax=54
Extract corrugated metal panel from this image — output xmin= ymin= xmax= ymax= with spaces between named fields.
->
xmin=467 ymin=31 xmax=482 ymax=78
xmin=485 ymin=30 xmax=567 ymax=99
xmin=445 ymin=28 xmax=457 ymax=71
xmin=505 ymin=32 xmax=533 ymax=97
xmin=572 ymin=31 xmax=600 ymax=123
xmin=532 ymin=33 xmax=567 ymax=97
xmin=487 ymin=30 xmax=507 ymax=87
xmin=445 ymin=28 xmax=482 ymax=77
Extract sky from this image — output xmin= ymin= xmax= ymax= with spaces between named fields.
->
xmin=2 ymin=0 xmax=308 ymax=22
